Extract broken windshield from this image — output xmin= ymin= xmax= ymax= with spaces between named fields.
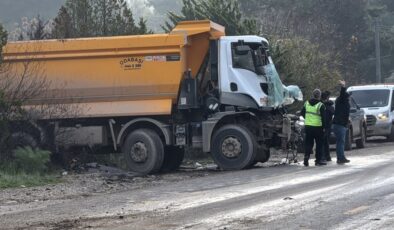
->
xmin=232 ymin=42 xmax=269 ymax=75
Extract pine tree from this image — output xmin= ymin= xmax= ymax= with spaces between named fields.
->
xmin=51 ymin=6 xmax=73 ymax=39
xmin=163 ymin=0 xmax=258 ymax=35
xmin=51 ymin=0 xmax=151 ymax=38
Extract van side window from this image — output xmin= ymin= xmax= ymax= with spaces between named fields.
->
xmin=391 ymin=91 xmax=394 ymax=111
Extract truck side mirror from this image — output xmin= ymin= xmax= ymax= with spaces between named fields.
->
xmin=235 ymin=45 xmax=250 ymax=55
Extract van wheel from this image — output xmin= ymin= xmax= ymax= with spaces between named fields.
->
xmin=356 ymin=126 xmax=366 ymax=148
xmin=122 ymin=129 xmax=164 ymax=175
xmin=211 ymin=125 xmax=257 ymax=170
xmin=387 ymin=125 xmax=394 ymax=142
xmin=345 ymin=128 xmax=353 ymax=151
xmin=160 ymin=146 xmax=185 ymax=172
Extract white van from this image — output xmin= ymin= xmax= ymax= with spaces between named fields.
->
xmin=347 ymin=85 xmax=394 ymax=140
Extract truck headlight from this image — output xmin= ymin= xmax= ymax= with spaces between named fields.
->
xmin=377 ymin=112 xmax=389 ymax=120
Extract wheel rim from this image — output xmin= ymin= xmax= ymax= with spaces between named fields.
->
xmin=130 ymin=142 xmax=148 ymax=163
xmin=221 ymin=136 xmax=242 ymax=158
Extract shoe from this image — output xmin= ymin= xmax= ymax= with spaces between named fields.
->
xmin=337 ymin=159 xmax=350 ymax=164
xmin=326 ymin=157 xmax=332 ymax=162
xmin=315 ymin=162 xmax=327 ymax=166
xmin=304 ymin=160 xmax=309 ymax=167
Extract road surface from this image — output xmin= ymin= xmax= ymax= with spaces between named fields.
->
xmin=1 ymin=140 xmax=394 ymax=229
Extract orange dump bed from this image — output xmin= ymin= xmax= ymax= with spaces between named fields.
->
xmin=2 ymin=20 xmax=225 ymax=118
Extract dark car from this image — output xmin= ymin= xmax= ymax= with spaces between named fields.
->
xmin=296 ymin=96 xmax=367 ymax=152
xmin=329 ymin=97 xmax=367 ymax=150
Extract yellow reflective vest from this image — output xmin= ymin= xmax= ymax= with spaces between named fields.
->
xmin=304 ymin=101 xmax=323 ymax=127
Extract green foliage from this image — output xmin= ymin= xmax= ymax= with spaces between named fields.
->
xmin=240 ymin=0 xmax=394 ymax=84
xmin=3 ymin=147 xmax=52 ymax=174
xmin=51 ymin=0 xmax=152 ymax=39
xmin=271 ymin=38 xmax=341 ymax=98
xmin=0 ymin=23 xmax=7 ymax=61
xmin=0 ymin=147 xmax=57 ymax=188
xmin=0 ymin=172 xmax=58 ymax=188
xmin=163 ymin=0 xmax=259 ymax=35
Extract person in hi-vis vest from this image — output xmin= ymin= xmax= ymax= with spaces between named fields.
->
xmin=301 ymin=89 xmax=327 ymax=166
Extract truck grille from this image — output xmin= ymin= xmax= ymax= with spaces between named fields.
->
xmin=366 ymin=115 xmax=377 ymax=126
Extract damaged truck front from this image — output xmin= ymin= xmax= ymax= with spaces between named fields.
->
xmin=2 ymin=20 xmax=303 ymax=174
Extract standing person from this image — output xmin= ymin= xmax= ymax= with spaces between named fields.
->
xmin=301 ymin=89 xmax=327 ymax=166
xmin=321 ymin=91 xmax=335 ymax=161
xmin=332 ymin=80 xmax=351 ymax=164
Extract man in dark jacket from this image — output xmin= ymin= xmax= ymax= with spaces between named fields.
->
xmin=332 ymin=80 xmax=351 ymax=164
xmin=301 ymin=89 xmax=327 ymax=166
xmin=321 ymin=91 xmax=335 ymax=161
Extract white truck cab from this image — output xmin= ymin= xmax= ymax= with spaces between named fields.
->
xmin=218 ymin=36 xmax=302 ymax=110
xmin=347 ymin=85 xmax=394 ymax=140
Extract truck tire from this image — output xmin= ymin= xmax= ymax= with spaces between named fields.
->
xmin=356 ymin=126 xmax=366 ymax=149
xmin=211 ymin=124 xmax=257 ymax=170
xmin=345 ymin=128 xmax=353 ymax=151
xmin=160 ymin=146 xmax=185 ymax=172
xmin=122 ymin=129 xmax=164 ymax=175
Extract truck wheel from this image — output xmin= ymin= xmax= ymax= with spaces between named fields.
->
xmin=211 ymin=125 xmax=257 ymax=170
xmin=122 ymin=129 xmax=164 ymax=175
xmin=356 ymin=126 xmax=366 ymax=148
xmin=160 ymin=146 xmax=185 ymax=172
xmin=345 ymin=129 xmax=353 ymax=151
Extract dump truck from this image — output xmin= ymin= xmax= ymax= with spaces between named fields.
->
xmin=2 ymin=20 xmax=303 ymax=174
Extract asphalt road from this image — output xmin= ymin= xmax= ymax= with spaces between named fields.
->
xmin=1 ymin=139 xmax=394 ymax=230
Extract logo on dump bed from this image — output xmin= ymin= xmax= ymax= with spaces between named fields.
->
xmin=120 ymin=57 xmax=144 ymax=70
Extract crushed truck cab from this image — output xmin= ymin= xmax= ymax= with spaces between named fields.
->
xmin=2 ymin=20 xmax=303 ymax=174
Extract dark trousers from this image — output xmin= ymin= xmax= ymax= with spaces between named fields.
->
xmin=304 ymin=126 xmax=324 ymax=163
xmin=323 ymin=129 xmax=331 ymax=160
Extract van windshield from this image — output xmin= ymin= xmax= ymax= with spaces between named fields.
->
xmin=350 ymin=89 xmax=390 ymax=108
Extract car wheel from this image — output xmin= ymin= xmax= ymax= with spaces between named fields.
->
xmin=345 ymin=128 xmax=353 ymax=151
xmin=211 ymin=124 xmax=257 ymax=170
xmin=356 ymin=126 xmax=366 ymax=148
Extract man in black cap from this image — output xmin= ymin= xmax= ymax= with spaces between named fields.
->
xmin=301 ymin=89 xmax=327 ymax=166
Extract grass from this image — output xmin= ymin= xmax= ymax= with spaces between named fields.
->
xmin=0 ymin=147 xmax=61 ymax=189
xmin=0 ymin=171 xmax=59 ymax=189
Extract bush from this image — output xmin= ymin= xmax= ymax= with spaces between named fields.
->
xmin=2 ymin=147 xmax=51 ymax=174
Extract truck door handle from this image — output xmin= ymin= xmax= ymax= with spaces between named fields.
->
xmin=230 ymin=82 xmax=238 ymax=92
